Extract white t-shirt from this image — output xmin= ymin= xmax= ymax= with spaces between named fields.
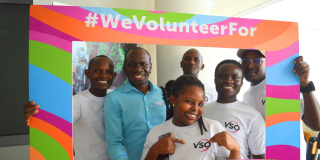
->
xmin=141 ymin=118 xmax=230 ymax=160
xmin=201 ymin=80 xmax=218 ymax=104
xmin=300 ymin=98 xmax=306 ymax=160
xmin=243 ymin=79 xmax=266 ymax=120
xmin=203 ymin=101 xmax=266 ymax=159
xmin=73 ymin=90 xmax=112 ymax=160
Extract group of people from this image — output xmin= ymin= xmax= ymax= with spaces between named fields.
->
xmin=23 ymin=47 xmax=320 ymax=160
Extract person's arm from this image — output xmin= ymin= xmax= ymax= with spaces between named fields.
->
xmin=104 ymin=94 xmax=129 ymax=160
xmin=72 ymin=97 xmax=81 ymax=123
xmin=23 ymin=96 xmax=81 ymax=126
xmin=210 ymin=131 xmax=241 ymax=159
xmin=293 ymin=56 xmax=320 ymax=131
xmin=301 ymin=92 xmax=320 ymax=131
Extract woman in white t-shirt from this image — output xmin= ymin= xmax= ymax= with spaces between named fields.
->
xmin=141 ymin=75 xmax=240 ymax=160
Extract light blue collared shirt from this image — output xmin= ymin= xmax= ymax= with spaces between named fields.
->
xmin=104 ymin=80 xmax=166 ymax=160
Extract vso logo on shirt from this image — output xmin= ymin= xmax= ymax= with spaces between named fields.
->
xmin=193 ymin=139 xmax=211 ymax=152
xmin=225 ymin=121 xmax=240 ymax=133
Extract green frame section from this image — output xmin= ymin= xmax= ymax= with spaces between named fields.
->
xmin=30 ymin=127 xmax=69 ymax=160
xmin=266 ymin=97 xmax=300 ymax=116
xmin=29 ymin=40 xmax=72 ymax=85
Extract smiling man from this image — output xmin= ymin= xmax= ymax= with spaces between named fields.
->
xmin=180 ymin=48 xmax=217 ymax=103
xmin=104 ymin=47 xmax=166 ymax=160
xmin=203 ymin=59 xmax=266 ymax=159
xmin=24 ymin=55 xmax=117 ymax=160
xmin=238 ymin=49 xmax=266 ymax=120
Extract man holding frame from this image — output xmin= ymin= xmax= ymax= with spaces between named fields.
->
xmin=238 ymin=49 xmax=320 ymax=159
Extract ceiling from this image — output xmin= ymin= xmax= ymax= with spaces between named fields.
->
xmin=210 ymin=0 xmax=281 ymax=17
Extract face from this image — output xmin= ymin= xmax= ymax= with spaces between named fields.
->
xmin=85 ymin=57 xmax=116 ymax=96
xmin=241 ymin=50 xmax=266 ymax=85
xmin=215 ymin=63 xmax=243 ymax=101
xmin=180 ymin=49 xmax=204 ymax=76
xmin=124 ymin=49 xmax=152 ymax=87
xmin=170 ymin=86 xmax=205 ymax=127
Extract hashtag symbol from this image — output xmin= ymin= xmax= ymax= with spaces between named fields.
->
xmin=85 ymin=13 xmax=98 ymax=27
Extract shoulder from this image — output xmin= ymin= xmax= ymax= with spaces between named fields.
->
xmin=202 ymin=117 xmax=225 ymax=132
xmin=151 ymin=120 xmax=170 ymax=131
xmin=243 ymin=88 xmax=250 ymax=95
xmin=149 ymin=85 xmax=165 ymax=101
xmin=148 ymin=120 xmax=171 ymax=139
xmin=238 ymin=101 xmax=261 ymax=115
xmin=73 ymin=90 xmax=90 ymax=102
xmin=153 ymin=85 xmax=161 ymax=90
xmin=73 ymin=90 xmax=87 ymax=98
xmin=203 ymin=117 xmax=222 ymax=126
xmin=242 ymin=88 xmax=251 ymax=100
xmin=236 ymin=102 xmax=265 ymax=123
xmin=203 ymin=102 xmax=217 ymax=118
xmin=73 ymin=91 xmax=92 ymax=110
xmin=204 ymin=102 xmax=217 ymax=111
xmin=152 ymin=85 xmax=164 ymax=95
xmin=238 ymin=101 xmax=258 ymax=110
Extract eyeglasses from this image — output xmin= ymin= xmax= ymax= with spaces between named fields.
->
xmin=240 ymin=58 xmax=265 ymax=65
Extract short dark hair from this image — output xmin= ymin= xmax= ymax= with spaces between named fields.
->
xmin=214 ymin=59 xmax=244 ymax=80
xmin=182 ymin=48 xmax=203 ymax=64
xmin=124 ymin=47 xmax=151 ymax=66
xmin=88 ymin=55 xmax=114 ymax=71
xmin=165 ymin=75 xmax=207 ymax=135
xmin=171 ymin=75 xmax=205 ymax=98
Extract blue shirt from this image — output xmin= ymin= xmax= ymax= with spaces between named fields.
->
xmin=104 ymin=80 xmax=166 ymax=160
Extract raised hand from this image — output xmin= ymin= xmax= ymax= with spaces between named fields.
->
xmin=23 ymin=101 xmax=40 ymax=126
xmin=210 ymin=131 xmax=241 ymax=159
xmin=293 ymin=56 xmax=310 ymax=87
xmin=152 ymin=132 xmax=185 ymax=155
xmin=145 ymin=132 xmax=186 ymax=160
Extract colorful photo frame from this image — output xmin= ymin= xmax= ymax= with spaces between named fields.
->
xmin=29 ymin=5 xmax=300 ymax=160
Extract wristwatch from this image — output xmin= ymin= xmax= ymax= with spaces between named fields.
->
xmin=300 ymin=81 xmax=315 ymax=93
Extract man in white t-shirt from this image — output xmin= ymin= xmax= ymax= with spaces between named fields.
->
xmin=237 ymin=49 xmax=320 ymax=160
xmin=203 ymin=59 xmax=266 ymax=159
xmin=23 ymin=55 xmax=117 ymax=160
xmin=180 ymin=48 xmax=218 ymax=103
